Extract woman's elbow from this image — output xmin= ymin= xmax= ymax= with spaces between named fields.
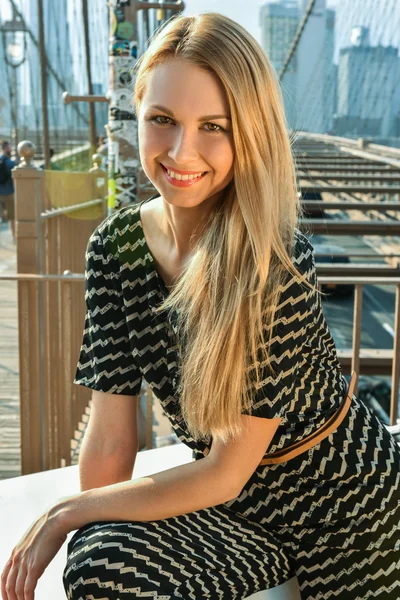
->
xmin=79 ymin=443 xmax=137 ymax=491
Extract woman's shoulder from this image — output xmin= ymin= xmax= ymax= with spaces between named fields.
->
xmin=292 ymin=228 xmax=315 ymax=273
xmin=87 ymin=205 xmax=142 ymax=255
xmin=96 ymin=204 xmax=141 ymax=240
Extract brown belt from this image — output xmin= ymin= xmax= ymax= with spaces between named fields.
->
xmin=259 ymin=371 xmax=357 ymax=466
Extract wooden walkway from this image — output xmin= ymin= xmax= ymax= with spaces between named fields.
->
xmin=0 ymin=224 xmax=20 ymax=479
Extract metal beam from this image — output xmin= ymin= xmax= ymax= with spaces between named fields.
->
xmin=299 ymin=219 xmax=400 ymax=235
xmin=296 ymin=159 xmax=389 ymax=165
xmin=300 ymin=185 xmax=400 ymax=193
xmin=302 ymin=201 xmax=400 ymax=211
xmin=63 ymin=92 xmax=109 ymax=104
xmin=37 ymin=0 xmax=50 ymax=169
xmin=82 ymin=0 xmax=97 ymax=153
xmin=317 ymin=264 xmax=400 ymax=277
xmin=298 ymin=167 xmax=397 ymax=173
xmin=339 ymin=147 xmax=400 ymax=170
xmin=299 ymin=174 xmax=400 ymax=182
xmin=337 ymin=350 xmax=393 ymax=377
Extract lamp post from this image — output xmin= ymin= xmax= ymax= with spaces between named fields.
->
xmin=1 ymin=5 xmax=27 ymax=150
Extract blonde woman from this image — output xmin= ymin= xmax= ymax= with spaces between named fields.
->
xmin=2 ymin=13 xmax=400 ymax=600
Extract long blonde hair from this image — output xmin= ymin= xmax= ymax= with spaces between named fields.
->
xmin=134 ymin=13 xmax=308 ymax=442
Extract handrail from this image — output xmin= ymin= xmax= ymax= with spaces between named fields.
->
xmin=41 ymin=198 xmax=105 ymax=219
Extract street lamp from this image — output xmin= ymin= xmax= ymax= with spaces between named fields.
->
xmin=1 ymin=5 xmax=28 ymax=149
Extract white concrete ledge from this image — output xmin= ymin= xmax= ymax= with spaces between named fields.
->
xmin=0 ymin=444 xmax=300 ymax=599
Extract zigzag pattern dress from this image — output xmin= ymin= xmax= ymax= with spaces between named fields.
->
xmin=64 ymin=200 xmax=400 ymax=600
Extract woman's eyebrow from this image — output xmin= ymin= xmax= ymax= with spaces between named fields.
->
xmin=149 ymin=104 xmax=231 ymax=121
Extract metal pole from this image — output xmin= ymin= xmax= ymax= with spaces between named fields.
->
xmin=13 ymin=68 xmax=18 ymax=148
xmin=82 ymin=0 xmax=97 ymax=155
xmin=107 ymin=0 xmax=184 ymax=213
xmin=37 ymin=0 xmax=50 ymax=169
xmin=107 ymin=0 xmax=140 ymax=212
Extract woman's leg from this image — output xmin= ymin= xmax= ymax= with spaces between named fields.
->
xmin=63 ymin=504 xmax=295 ymax=599
xmin=293 ymin=544 xmax=400 ymax=600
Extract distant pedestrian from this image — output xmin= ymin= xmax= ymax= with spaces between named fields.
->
xmin=96 ymin=135 xmax=108 ymax=170
xmin=40 ymin=148 xmax=63 ymax=171
xmin=0 ymin=141 xmax=16 ymax=241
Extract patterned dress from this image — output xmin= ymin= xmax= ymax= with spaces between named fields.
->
xmin=63 ymin=199 xmax=400 ymax=599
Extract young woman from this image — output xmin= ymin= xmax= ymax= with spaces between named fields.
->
xmin=2 ymin=13 xmax=400 ymax=600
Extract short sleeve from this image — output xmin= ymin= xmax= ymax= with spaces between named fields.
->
xmin=244 ymin=233 xmax=316 ymax=420
xmin=74 ymin=226 xmax=143 ymax=395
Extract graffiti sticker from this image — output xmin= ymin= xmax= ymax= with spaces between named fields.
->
xmin=113 ymin=89 xmax=132 ymax=112
xmin=130 ymin=41 xmax=138 ymax=58
xmin=116 ymin=21 xmax=134 ymax=40
xmin=111 ymin=40 xmax=130 ymax=56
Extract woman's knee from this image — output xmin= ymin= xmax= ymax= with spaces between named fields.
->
xmin=63 ymin=520 xmax=180 ymax=599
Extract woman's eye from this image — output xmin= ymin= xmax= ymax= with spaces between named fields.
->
xmin=203 ymin=122 xmax=223 ymax=133
xmin=150 ymin=115 xmax=173 ymax=125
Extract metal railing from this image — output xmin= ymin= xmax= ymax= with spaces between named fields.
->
xmin=2 ymin=136 xmax=400 ymax=474
xmin=1 ymin=268 xmax=399 ymax=474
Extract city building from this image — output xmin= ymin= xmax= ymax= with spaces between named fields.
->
xmin=295 ymin=0 xmax=333 ymax=133
xmin=260 ymin=0 xmax=336 ymax=134
xmin=324 ymin=9 xmax=337 ymax=133
xmin=335 ymin=26 xmax=400 ymax=138
xmin=259 ymin=0 xmax=298 ymax=128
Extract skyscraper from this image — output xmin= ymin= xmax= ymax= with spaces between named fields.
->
xmin=324 ymin=9 xmax=337 ymax=133
xmin=260 ymin=0 xmax=336 ymax=133
xmin=336 ymin=27 xmax=400 ymax=138
xmin=259 ymin=1 xmax=298 ymax=127
xmin=295 ymin=0 xmax=331 ymax=133
xmin=260 ymin=1 xmax=298 ymax=75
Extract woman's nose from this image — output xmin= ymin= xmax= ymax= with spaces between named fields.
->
xmin=167 ymin=128 xmax=199 ymax=165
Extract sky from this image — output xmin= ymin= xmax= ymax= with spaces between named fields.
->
xmin=2 ymin=0 xmax=398 ymax=93
xmin=0 ymin=1 xmax=337 ymax=47
xmin=181 ymin=0 xmax=338 ymax=44
xmin=179 ymin=0 xmax=400 ymax=63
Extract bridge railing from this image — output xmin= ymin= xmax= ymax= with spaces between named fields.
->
xmin=2 ymin=141 xmax=400 ymax=475
xmin=8 ymin=144 xmax=107 ymax=475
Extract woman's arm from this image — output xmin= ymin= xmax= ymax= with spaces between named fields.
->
xmin=78 ymin=391 xmax=139 ymax=490
xmin=55 ymin=413 xmax=281 ymax=529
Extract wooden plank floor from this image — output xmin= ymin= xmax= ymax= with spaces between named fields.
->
xmin=0 ymin=223 xmax=19 ymax=479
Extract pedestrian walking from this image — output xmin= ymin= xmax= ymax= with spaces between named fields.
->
xmin=0 ymin=141 xmax=16 ymax=242
xmin=1 ymin=13 xmax=400 ymax=600
xmin=39 ymin=148 xmax=63 ymax=171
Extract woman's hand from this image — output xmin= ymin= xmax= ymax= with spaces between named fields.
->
xmin=0 ymin=509 xmax=68 ymax=600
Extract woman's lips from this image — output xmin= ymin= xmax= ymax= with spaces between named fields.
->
xmin=161 ymin=164 xmax=207 ymax=188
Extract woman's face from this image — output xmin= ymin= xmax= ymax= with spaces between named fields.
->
xmin=138 ymin=58 xmax=234 ymax=209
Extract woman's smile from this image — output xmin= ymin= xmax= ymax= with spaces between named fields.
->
xmin=160 ymin=163 xmax=208 ymax=188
